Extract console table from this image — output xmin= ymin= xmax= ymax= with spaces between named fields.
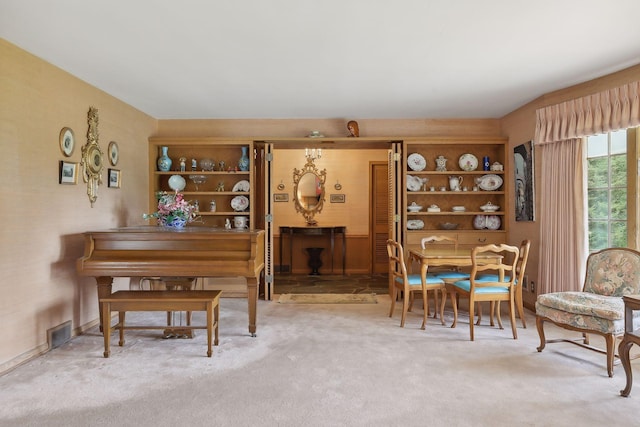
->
xmin=280 ymin=226 xmax=346 ymax=275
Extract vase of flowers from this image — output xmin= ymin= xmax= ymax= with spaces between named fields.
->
xmin=143 ymin=191 xmax=198 ymax=229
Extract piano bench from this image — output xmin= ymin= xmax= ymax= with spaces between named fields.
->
xmin=99 ymin=290 xmax=221 ymax=358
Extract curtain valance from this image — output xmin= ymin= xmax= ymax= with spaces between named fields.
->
xmin=535 ymin=81 xmax=640 ymax=144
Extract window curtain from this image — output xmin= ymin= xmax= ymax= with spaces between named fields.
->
xmin=534 ymin=81 xmax=640 ymax=294
xmin=537 ymin=139 xmax=587 ymax=293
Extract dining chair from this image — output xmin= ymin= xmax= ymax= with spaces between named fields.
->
xmin=448 ymin=243 xmax=520 ymax=341
xmin=417 ymin=235 xmax=469 ymax=319
xmin=476 ymin=240 xmax=531 ymax=328
xmin=387 ymin=239 xmax=445 ymax=329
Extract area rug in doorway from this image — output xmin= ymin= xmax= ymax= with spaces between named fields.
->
xmin=278 ymin=293 xmax=378 ymax=304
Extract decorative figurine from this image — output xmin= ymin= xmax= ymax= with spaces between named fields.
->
xmin=216 ymin=181 xmax=225 ymax=192
xmin=347 ymin=120 xmax=359 ymax=137
xmin=179 ymin=157 xmax=187 ymax=172
xmin=191 ymin=159 xmax=197 ymax=171
xmin=225 ymin=218 xmax=232 ymax=229
xmin=218 ymin=160 xmax=225 ymax=171
xmin=435 ymin=155 xmax=448 ymax=171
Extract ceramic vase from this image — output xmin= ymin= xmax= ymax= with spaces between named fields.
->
xmin=238 ymin=146 xmax=249 ymax=171
xmin=165 ymin=217 xmax=186 ymax=229
xmin=157 ymin=146 xmax=172 ymax=172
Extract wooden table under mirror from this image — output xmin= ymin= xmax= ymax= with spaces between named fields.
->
xmin=280 ymin=226 xmax=346 ymax=275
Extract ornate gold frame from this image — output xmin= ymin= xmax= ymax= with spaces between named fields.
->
xmin=293 ymin=158 xmax=326 ymax=225
xmin=80 ymin=107 xmax=103 ymax=206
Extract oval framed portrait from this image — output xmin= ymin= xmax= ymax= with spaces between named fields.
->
xmin=108 ymin=141 xmax=119 ymax=166
xmin=59 ymin=127 xmax=75 ymax=157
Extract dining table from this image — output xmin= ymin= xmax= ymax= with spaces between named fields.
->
xmin=408 ymin=247 xmax=503 ymax=324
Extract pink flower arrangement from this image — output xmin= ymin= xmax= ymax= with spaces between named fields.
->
xmin=143 ymin=191 xmax=198 ymax=228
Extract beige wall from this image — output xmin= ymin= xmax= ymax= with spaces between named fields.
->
xmin=0 ymin=39 xmax=156 ymax=371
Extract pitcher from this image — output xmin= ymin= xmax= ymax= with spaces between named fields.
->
xmin=449 ymin=175 xmax=463 ymax=191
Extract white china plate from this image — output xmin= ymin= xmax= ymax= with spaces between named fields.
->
xmin=232 ymin=180 xmax=250 ymax=192
xmin=231 ymin=195 xmax=249 ymax=211
xmin=407 ymin=219 xmax=425 ymax=230
xmin=406 ymin=175 xmax=423 ymax=192
xmin=407 ymin=153 xmax=427 ymax=171
xmin=478 ymin=174 xmax=503 ymax=191
xmin=459 ymin=153 xmax=478 ymax=171
xmin=486 ymin=215 xmax=501 ymax=230
xmin=473 ymin=215 xmax=487 ymax=230
xmin=168 ymin=174 xmax=186 ymax=191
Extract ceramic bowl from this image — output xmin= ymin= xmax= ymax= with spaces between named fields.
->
xmin=439 ymin=222 xmax=459 ymax=230
xmin=408 ymin=202 xmax=423 ymax=212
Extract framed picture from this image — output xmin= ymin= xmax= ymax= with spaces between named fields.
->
xmin=59 ymin=127 xmax=75 ymax=157
xmin=108 ymin=168 xmax=121 ymax=188
xmin=273 ymin=193 xmax=288 ymax=202
xmin=59 ymin=161 xmax=78 ymax=184
xmin=330 ymin=194 xmax=345 ymax=203
xmin=514 ymin=141 xmax=535 ymax=221
xmin=108 ymin=141 xmax=119 ymax=166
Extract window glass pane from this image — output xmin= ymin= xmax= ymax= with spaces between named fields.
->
xmin=587 ymin=157 xmax=609 ymax=187
xmin=610 ymin=188 xmax=627 ymax=220
xmin=611 ymin=129 xmax=627 ymax=154
xmin=587 ymin=133 xmax=608 ymax=157
xmin=588 ymin=189 xmax=609 ymax=219
xmin=611 ymin=221 xmax=628 ymax=247
xmin=589 ymin=221 xmax=608 ymax=251
xmin=610 ymin=154 xmax=627 ymax=187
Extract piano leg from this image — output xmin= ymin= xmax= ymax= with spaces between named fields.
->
xmin=247 ymin=278 xmax=258 ymax=337
xmin=95 ymin=276 xmax=113 ymax=333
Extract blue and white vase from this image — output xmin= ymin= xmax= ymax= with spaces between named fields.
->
xmin=238 ymin=146 xmax=250 ymax=171
xmin=165 ymin=217 xmax=186 ymax=229
xmin=157 ymin=146 xmax=172 ymax=172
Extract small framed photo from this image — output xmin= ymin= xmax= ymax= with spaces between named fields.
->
xmin=273 ymin=193 xmax=289 ymax=202
xmin=59 ymin=161 xmax=78 ymax=184
xmin=108 ymin=168 xmax=121 ymax=188
xmin=330 ymin=194 xmax=345 ymax=203
xmin=59 ymin=127 xmax=75 ymax=157
xmin=108 ymin=141 xmax=119 ymax=166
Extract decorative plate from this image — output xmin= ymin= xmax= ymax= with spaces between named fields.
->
xmin=473 ymin=215 xmax=487 ymax=230
xmin=478 ymin=174 xmax=503 ymax=191
xmin=231 ymin=195 xmax=249 ymax=211
xmin=406 ymin=175 xmax=423 ymax=192
xmin=108 ymin=141 xmax=119 ymax=166
xmin=168 ymin=174 xmax=186 ymax=191
xmin=407 ymin=153 xmax=427 ymax=171
xmin=486 ymin=215 xmax=502 ymax=230
xmin=407 ymin=219 xmax=425 ymax=230
xmin=458 ymin=153 xmax=478 ymax=171
xmin=232 ymin=179 xmax=250 ymax=192
xmin=59 ymin=127 xmax=75 ymax=157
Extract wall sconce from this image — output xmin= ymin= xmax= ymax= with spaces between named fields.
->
xmin=305 ymin=148 xmax=322 ymax=162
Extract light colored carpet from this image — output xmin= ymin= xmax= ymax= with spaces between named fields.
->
xmin=1 ymin=295 xmax=639 ymax=427
xmin=278 ymin=293 xmax=378 ymax=304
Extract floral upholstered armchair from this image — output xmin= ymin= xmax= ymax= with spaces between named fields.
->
xmin=535 ymin=248 xmax=640 ymax=377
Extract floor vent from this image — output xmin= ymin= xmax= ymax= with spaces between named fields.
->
xmin=47 ymin=320 xmax=72 ymax=350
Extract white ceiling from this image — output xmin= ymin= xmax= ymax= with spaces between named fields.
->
xmin=2 ymin=1 xmax=640 ymax=120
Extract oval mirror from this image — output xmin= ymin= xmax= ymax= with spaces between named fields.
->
xmin=293 ymin=160 xmax=326 ymax=225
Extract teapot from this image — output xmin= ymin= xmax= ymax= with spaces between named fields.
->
xmin=449 ymin=175 xmax=463 ymax=191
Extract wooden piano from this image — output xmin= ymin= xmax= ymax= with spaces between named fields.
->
xmin=77 ymin=226 xmax=265 ymax=336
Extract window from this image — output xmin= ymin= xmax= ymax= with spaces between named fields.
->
xmin=586 ymin=129 xmax=637 ymax=251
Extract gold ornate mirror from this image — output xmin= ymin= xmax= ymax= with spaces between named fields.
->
xmin=293 ymin=158 xmax=326 ymax=225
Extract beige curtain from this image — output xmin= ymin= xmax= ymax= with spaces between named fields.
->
xmin=536 ymin=81 xmax=640 ymax=143
xmin=537 ymin=139 xmax=587 ymax=293
xmin=534 ymin=81 xmax=640 ymax=294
